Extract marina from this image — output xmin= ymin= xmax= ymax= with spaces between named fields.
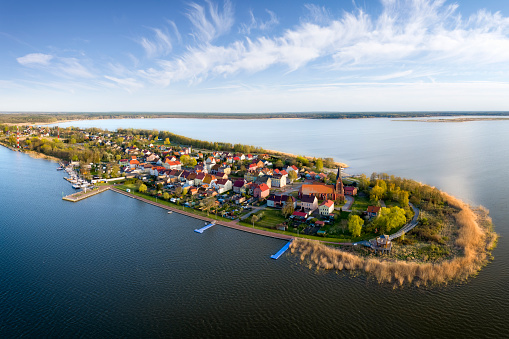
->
xmin=62 ymin=186 xmax=111 ymax=202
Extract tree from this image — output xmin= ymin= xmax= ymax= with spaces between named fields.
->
xmin=358 ymin=174 xmax=370 ymax=190
xmin=323 ymin=157 xmax=335 ymax=168
xmin=399 ymin=190 xmax=410 ymax=208
xmin=111 ymin=165 xmax=120 ymax=177
xmin=251 ymin=214 xmax=259 ymax=227
xmin=202 ymin=197 xmax=216 ymax=216
xmin=139 ymin=184 xmax=147 ymax=193
xmin=175 ymin=186 xmax=183 ymax=197
xmin=164 ymin=138 xmax=171 ymax=145
xmin=115 ymin=154 xmax=121 ymax=161
xmin=373 ymin=206 xmax=407 ymax=234
xmin=70 ymin=138 xmax=76 ymax=144
xmin=281 ymin=198 xmax=295 ymax=218
xmin=315 ymin=158 xmax=323 ymax=171
xmin=370 ymin=185 xmax=385 ymax=202
xmin=288 ymin=171 xmax=298 ymax=182
xmin=348 ymin=215 xmax=364 ymax=237
xmin=180 ymin=154 xmax=197 ymax=167
xmin=163 ymin=192 xmax=170 ymax=200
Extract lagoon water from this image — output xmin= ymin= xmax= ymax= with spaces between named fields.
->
xmin=3 ymin=117 xmax=509 ymax=337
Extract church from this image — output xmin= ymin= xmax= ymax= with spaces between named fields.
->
xmin=298 ymin=167 xmax=345 ymax=201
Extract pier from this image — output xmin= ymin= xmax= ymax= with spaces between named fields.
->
xmin=194 ymin=222 xmax=216 ymax=233
xmin=270 ymin=241 xmax=292 ymax=259
xmin=62 ymin=186 xmax=111 ymax=202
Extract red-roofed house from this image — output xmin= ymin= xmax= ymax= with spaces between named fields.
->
xmin=319 ymin=200 xmax=335 ymax=215
xmin=367 ymin=206 xmax=381 ymax=218
xmin=344 ymin=186 xmax=358 ymax=196
xmin=253 ymin=183 xmax=270 ymax=200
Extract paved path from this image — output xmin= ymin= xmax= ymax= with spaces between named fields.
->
xmin=110 ymin=187 xmax=293 ymax=241
xmin=337 ymin=195 xmax=354 ymax=212
xmin=379 ymin=200 xmax=386 ymax=208
xmin=62 ymin=186 xmax=110 ymax=202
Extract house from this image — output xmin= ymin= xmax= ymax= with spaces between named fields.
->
xmin=344 ymin=186 xmax=358 ymax=196
xmin=194 ymin=172 xmax=206 ymax=186
xmin=215 ymin=172 xmax=228 ymax=180
xmin=319 ymin=200 xmax=335 ymax=216
xmin=271 ymin=173 xmax=287 ymax=188
xmin=129 ymin=156 xmax=140 ymax=168
xmin=189 ymin=187 xmax=199 ymax=196
xmin=163 ymin=159 xmax=182 ymax=170
xmin=203 ymin=174 xmax=216 ymax=185
xmin=253 ymin=183 xmax=270 ymax=200
xmin=299 ymin=168 xmax=345 ymax=201
xmin=291 ymin=211 xmax=308 ymax=220
xmin=286 ymin=165 xmax=299 ymax=173
xmin=218 ymin=165 xmax=231 ymax=175
xmin=267 ymin=194 xmax=296 ymax=208
xmin=233 ymin=194 xmax=246 ymax=204
xmin=233 ymin=179 xmax=248 ymax=194
xmin=367 ymin=206 xmax=381 ymax=218
xmin=254 ymin=175 xmax=272 ymax=188
xmin=213 ymin=179 xmax=232 ymax=194
xmin=209 ymin=163 xmax=221 ymax=174
xmin=300 ymin=195 xmax=318 ymax=212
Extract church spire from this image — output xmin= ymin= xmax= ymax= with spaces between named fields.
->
xmin=335 ymin=166 xmax=344 ymax=195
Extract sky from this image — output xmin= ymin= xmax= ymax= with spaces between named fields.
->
xmin=2 ymin=0 xmax=509 ymax=113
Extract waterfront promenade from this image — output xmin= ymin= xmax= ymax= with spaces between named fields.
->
xmin=110 ymin=187 xmax=294 ymax=241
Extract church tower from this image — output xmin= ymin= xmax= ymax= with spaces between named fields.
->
xmin=335 ymin=167 xmax=344 ymax=196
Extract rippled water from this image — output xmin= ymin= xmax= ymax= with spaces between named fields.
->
xmin=3 ymin=117 xmax=509 ymax=337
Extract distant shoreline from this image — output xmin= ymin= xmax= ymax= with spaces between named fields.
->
xmin=3 ymin=111 xmax=509 ymax=125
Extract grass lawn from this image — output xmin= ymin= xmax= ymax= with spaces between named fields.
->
xmin=351 ymin=195 xmax=371 ymax=212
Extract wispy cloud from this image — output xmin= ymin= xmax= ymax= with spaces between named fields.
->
xmin=17 ymin=53 xmax=54 ymax=66
xmin=138 ymin=27 xmax=173 ymax=58
xmin=104 ymin=75 xmax=143 ymax=93
xmin=186 ymin=0 xmax=234 ymax=42
xmin=239 ymin=9 xmax=279 ymax=35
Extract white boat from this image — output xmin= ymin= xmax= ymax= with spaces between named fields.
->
xmin=72 ymin=184 xmax=81 ymax=189
xmin=167 ymin=211 xmax=173 ymax=214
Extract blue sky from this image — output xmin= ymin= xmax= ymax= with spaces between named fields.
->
xmin=2 ymin=0 xmax=509 ymax=112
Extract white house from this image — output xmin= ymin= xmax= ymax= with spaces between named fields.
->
xmin=319 ymin=200 xmax=335 ymax=216
xmin=213 ymin=179 xmax=233 ymax=194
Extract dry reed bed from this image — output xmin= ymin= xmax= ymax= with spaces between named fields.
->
xmin=290 ymin=192 xmax=498 ymax=286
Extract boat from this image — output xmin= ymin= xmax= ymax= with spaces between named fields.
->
xmin=167 ymin=211 xmax=173 ymax=214
xmin=72 ymin=184 xmax=81 ymax=189
xmin=56 ymin=167 xmax=64 ymax=171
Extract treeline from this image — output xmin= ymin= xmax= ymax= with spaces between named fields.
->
xmin=117 ymin=128 xmax=265 ymax=154
xmin=3 ymin=111 xmax=509 ymax=124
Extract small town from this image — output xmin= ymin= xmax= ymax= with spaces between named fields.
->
xmin=1 ymin=124 xmax=428 ymax=254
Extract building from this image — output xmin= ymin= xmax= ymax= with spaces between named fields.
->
xmin=367 ymin=206 xmax=381 ymax=218
xmin=319 ymin=200 xmax=335 ymax=215
xmin=271 ymin=173 xmax=287 ymax=188
xmin=267 ymin=194 xmax=296 ymax=208
xmin=253 ymin=183 xmax=270 ymax=200
xmin=300 ymin=195 xmax=318 ymax=212
xmin=344 ymin=186 xmax=358 ymax=196
xmin=299 ymin=167 xmax=344 ymax=201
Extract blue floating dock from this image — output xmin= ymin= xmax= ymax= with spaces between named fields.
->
xmin=271 ymin=241 xmax=292 ymax=259
xmin=194 ymin=222 xmax=216 ymax=233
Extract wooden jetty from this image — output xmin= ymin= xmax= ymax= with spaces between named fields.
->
xmin=62 ymin=186 xmax=111 ymax=202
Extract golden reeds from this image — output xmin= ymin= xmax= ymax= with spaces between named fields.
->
xmin=290 ymin=192 xmax=497 ymax=286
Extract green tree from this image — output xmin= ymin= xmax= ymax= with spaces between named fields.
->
xmin=70 ymin=138 xmax=76 ymax=144
xmin=274 ymin=159 xmax=284 ymax=168
xmin=174 ymin=186 xmax=183 ymax=197
xmin=163 ymin=192 xmax=170 ymax=200
xmin=164 ymin=138 xmax=171 ymax=145
xmin=348 ymin=215 xmax=364 ymax=237
xmin=315 ymin=158 xmax=323 ymax=171
xmin=180 ymin=154 xmax=197 ymax=167
xmin=281 ymin=198 xmax=295 ymax=218
xmin=111 ymin=165 xmax=120 ymax=177
xmin=373 ymin=206 xmax=407 ymax=234
xmin=296 ymin=156 xmax=309 ymax=166
xmin=139 ymin=184 xmax=147 ymax=193
xmin=370 ymin=185 xmax=385 ymax=202
xmin=115 ymin=154 xmax=121 ymax=161
xmin=399 ymin=190 xmax=410 ymax=208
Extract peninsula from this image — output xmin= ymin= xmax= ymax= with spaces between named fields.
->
xmin=0 ymin=122 xmax=497 ymax=287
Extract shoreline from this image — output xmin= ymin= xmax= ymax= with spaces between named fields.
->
xmin=109 ymin=187 xmax=294 ymax=241
xmin=264 ymin=149 xmax=349 ymax=168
